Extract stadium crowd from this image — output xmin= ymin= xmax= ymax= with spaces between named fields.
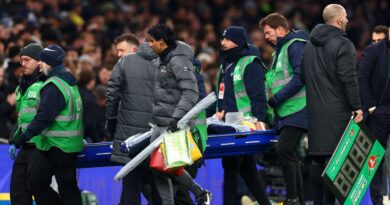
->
xmin=1 ymin=1 xmax=390 ymax=205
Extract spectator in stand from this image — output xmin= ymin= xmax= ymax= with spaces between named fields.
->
xmin=64 ymin=47 xmax=79 ymax=75
xmin=97 ymin=64 xmax=113 ymax=87
xmin=77 ymin=54 xmax=94 ymax=73
xmin=93 ymin=85 xmax=110 ymax=141
xmin=0 ymin=67 xmax=16 ymax=143
xmin=78 ymin=69 xmax=104 ymax=143
xmin=5 ymin=46 xmax=23 ymax=92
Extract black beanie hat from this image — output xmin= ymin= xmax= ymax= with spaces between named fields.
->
xmin=20 ymin=43 xmax=43 ymax=61
xmin=39 ymin=44 xmax=65 ymax=67
xmin=222 ymin=26 xmax=248 ymax=47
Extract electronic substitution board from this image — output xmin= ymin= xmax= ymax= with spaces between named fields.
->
xmin=322 ymin=118 xmax=385 ymax=205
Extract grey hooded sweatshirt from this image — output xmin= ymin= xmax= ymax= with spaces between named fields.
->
xmin=153 ymin=41 xmax=199 ymax=126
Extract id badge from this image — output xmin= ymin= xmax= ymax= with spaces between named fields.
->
xmin=218 ymin=82 xmax=225 ymax=99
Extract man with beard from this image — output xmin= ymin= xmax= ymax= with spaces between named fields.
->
xmin=9 ymin=43 xmax=44 ymax=205
xmin=301 ymin=4 xmax=363 ymax=204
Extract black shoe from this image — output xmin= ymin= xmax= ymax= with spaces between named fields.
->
xmin=196 ymin=190 xmax=212 ymax=205
xmin=283 ymin=198 xmax=300 ymax=205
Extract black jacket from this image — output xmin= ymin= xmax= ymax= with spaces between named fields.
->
xmin=79 ymin=87 xmax=105 ymax=143
xmin=358 ymin=40 xmax=390 ymax=110
xmin=302 ymin=24 xmax=361 ymax=155
xmin=0 ymin=86 xmax=15 ymax=141
xmin=193 ymin=59 xmax=207 ymax=101
xmin=153 ymin=41 xmax=199 ymax=126
xmin=106 ymin=43 xmax=158 ymax=164
xmin=217 ymin=44 xmax=267 ymax=122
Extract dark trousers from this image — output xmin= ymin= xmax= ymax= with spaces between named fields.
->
xmin=275 ymin=126 xmax=305 ymax=202
xmin=310 ymin=156 xmax=335 ymax=205
xmin=152 ymin=169 xmax=204 ymax=205
xmin=29 ymin=147 xmax=81 ymax=205
xmin=120 ymin=163 xmax=161 ymax=205
xmin=369 ymin=105 xmax=390 ymax=205
xmin=10 ymin=147 xmax=38 ymax=205
xmin=150 ymin=126 xmax=204 ymax=205
xmin=208 ymin=125 xmax=269 ymax=205
xmin=173 ymin=160 xmax=201 ymax=205
xmin=222 ymin=155 xmax=270 ymax=205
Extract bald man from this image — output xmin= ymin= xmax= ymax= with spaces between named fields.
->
xmin=301 ymin=4 xmax=362 ymax=205
xmin=322 ymin=4 xmax=349 ymax=31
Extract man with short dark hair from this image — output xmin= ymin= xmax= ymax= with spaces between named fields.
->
xmin=260 ymin=12 xmax=308 ymax=205
xmin=358 ymin=26 xmax=390 ymax=205
xmin=147 ymin=24 xmax=211 ymax=205
xmin=372 ymin=25 xmax=388 ymax=43
xmin=301 ymin=4 xmax=363 ymax=204
xmin=97 ymin=64 xmax=112 ymax=86
xmin=114 ymin=33 xmax=140 ymax=57
xmin=106 ymin=34 xmax=160 ymax=205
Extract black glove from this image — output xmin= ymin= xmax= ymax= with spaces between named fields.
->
xmin=167 ymin=118 xmax=180 ymax=133
xmin=106 ymin=119 xmax=117 ymax=138
xmin=14 ymin=138 xmax=27 ymax=149
xmin=14 ymin=133 xmax=29 ymax=149
xmin=267 ymin=96 xmax=279 ymax=108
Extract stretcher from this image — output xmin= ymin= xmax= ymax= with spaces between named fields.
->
xmin=76 ymin=130 xmax=278 ymax=168
xmin=113 ymin=93 xmax=219 ymax=180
